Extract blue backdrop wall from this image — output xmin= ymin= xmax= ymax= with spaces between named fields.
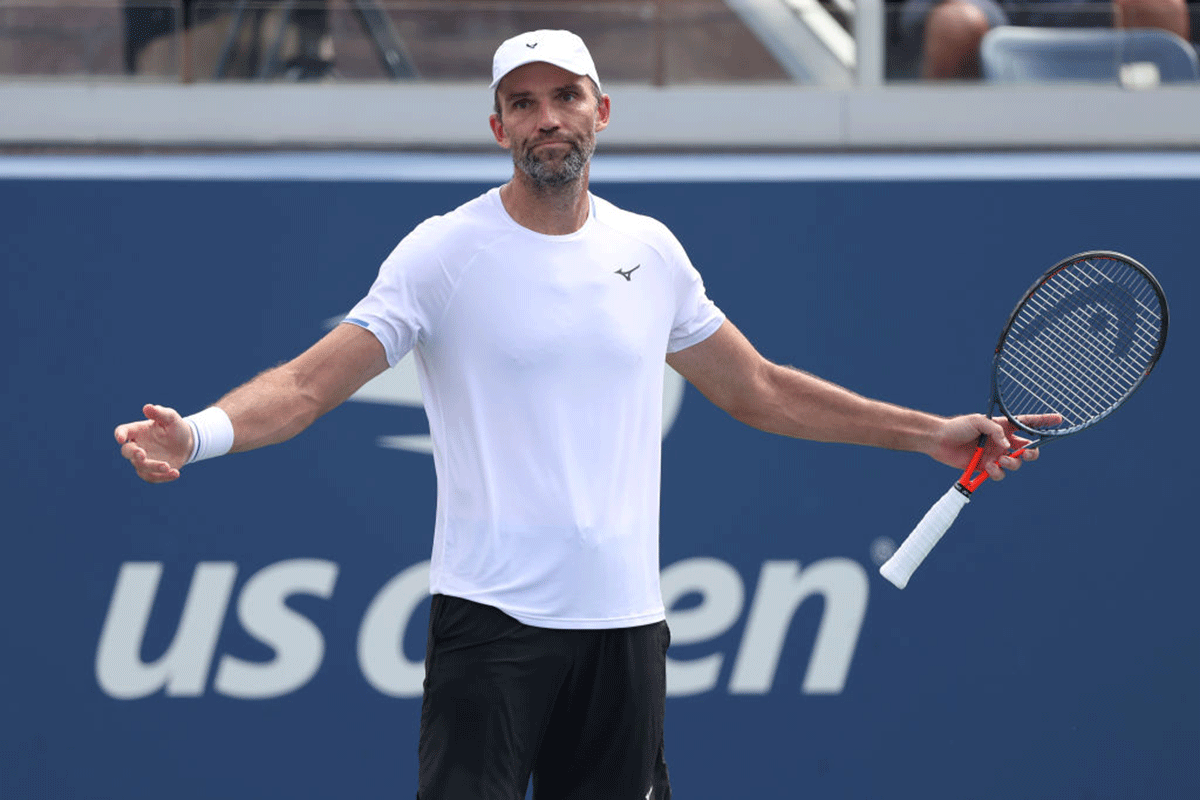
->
xmin=0 ymin=153 xmax=1194 ymax=799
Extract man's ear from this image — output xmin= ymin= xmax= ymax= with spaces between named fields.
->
xmin=489 ymin=113 xmax=510 ymax=149
xmin=594 ymin=95 xmax=611 ymax=133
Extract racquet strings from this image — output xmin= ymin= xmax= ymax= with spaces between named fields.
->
xmin=996 ymin=254 xmax=1166 ymax=435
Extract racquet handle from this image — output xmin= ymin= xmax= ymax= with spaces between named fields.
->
xmin=879 ymin=485 xmax=971 ymax=589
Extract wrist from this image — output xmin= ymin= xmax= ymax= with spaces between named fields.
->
xmin=183 ymin=406 xmax=234 ymax=464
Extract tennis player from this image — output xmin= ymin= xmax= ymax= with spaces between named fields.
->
xmin=115 ymin=29 xmax=1045 ymax=800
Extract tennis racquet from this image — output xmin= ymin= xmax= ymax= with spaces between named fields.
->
xmin=879 ymin=250 xmax=1169 ymax=589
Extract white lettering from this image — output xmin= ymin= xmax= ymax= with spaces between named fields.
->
xmin=661 ymin=558 xmax=745 ymax=697
xmin=95 ymin=556 xmax=869 ymax=701
xmin=357 ymin=561 xmax=431 ymax=697
xmin=213 ymin=559 xmax=338 ymax=699
xmin=728 ymin=559 xmax=868 ymax=695
xmin=95 ymin=562 xmax=236 ymax=699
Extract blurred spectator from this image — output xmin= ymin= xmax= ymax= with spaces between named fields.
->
xmin=124 ymin=0 xmax=208 ymax=76
xmin=124 ymin=0 xmax=333 ymax=80
xmin=892 ymin=0 xmax=1191 ymax=79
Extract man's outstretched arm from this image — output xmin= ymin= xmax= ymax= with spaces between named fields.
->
xmin=115 ymin=323 xmax=389 ymax=484
xmin=666 ymin=319 xmax=1050 ymax=480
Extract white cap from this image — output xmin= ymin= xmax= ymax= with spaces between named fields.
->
xmin=489 ymin=29 xmax=601 ymax=92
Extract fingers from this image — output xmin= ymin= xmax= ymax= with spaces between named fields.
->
xmin=116 ymin=405 xmax=184 ymax=484
xmin=143 ymin=403 xmax=181 ymax=427
xmin=1015 ymin=412 xmax=1064 ymax=431
xmin=977 ymin=416 xmax=1046 ymax=481
xmin=974 ymin=414 xmax=1011 ymax=452
xmin=985 ymin=438 xmax=1040 ymax=481
xmin=984 ymin=458 xmax=1008 ymax=481
xmin=1013 ymin=441 xmax=1039 ymax=462
xmin=983 ymin=453 xmax=1024 ymax=482
xmin=143 ymin=464 xmax=181 ymax=483
xmin=115 ymin=405 xmax=179 ymax=444
xmin=115 ymin=420 xmax=149 ymax=446
xmin=122 ymin=439 xmax=181 ymax=483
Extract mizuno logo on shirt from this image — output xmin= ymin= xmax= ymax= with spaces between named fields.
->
xmin=615 ymin=264 xmax=641 ymax=281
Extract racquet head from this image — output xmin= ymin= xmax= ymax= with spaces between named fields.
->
xmin=992 ymin=250 xmax=1168 ymax=440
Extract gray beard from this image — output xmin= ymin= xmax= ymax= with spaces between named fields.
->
xmin=515 ymin=138 xmax=593 ymax=189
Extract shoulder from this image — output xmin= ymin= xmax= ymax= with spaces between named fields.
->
xmin=384 ymin=188 xmax=513 ymax=269
xmin=591 ymin=193 xmax=676 ymax=240
xmin=403 ymin=189 xmax=507 ymax=247
xmin=591 ymin=193 xmax=690 ymax=264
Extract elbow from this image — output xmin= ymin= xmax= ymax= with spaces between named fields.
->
xmin=272 ymin=367 xmax=331 ymax=441
xmin=726 ymin=398 xmax=789 ymax=435
xmin=293 ymin=385 xmax=332 ymax=432
xmin=717 ymin=365 xmax=786 ymax=433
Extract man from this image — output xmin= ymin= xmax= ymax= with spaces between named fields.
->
xmin=115 ymin=29 xmax=1048 ymax=800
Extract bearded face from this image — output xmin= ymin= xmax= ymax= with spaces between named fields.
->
xmin=512 ymin=132 xmax=596 ymax=189
xmin=491 ymin=64 xmax=607 ymax=193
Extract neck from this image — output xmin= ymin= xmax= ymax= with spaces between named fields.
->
xmin=500 ymin=167 xmax=591 ymax=235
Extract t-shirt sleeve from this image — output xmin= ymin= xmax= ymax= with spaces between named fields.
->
xmin=661 ymin=226 xmax=725 ymax=353
xmin=343 ymin=218 xmax=454 ymax=367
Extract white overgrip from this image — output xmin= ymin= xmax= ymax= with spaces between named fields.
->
xmin=879 ymin=485 xmax=971 ymax=589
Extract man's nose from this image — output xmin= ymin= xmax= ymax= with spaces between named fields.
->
xmin=536 ymin=104 xmax=561 ymax=131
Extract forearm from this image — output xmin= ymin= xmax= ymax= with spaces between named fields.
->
xmin=729 ymin=363 xmax=945 ymax=455
xmin=670 ymin=320 xmax=945 ymax=457
xmin=214 ymin=363 xmax=328 ymax=453
xmin=669 ymin=321 xmax=1029 ymax=478
xmin=210 ymin=322 xmax=388 ymax=455
xmin=116 ymin=325 xmax=387 ymax=484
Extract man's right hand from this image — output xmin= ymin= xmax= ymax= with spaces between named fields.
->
xmin=114 ymin=404 xmax=193 ymax=483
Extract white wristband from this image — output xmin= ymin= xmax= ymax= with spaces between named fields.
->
xmin=183 ymin=406 xmax=235 ymax=465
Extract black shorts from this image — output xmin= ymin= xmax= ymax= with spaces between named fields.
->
xmin=417 ymin=594 xmax=672 ymax=800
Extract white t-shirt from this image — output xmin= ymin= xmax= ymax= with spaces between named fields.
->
xmin=345 ymin=187 xmax=724 ymax=628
